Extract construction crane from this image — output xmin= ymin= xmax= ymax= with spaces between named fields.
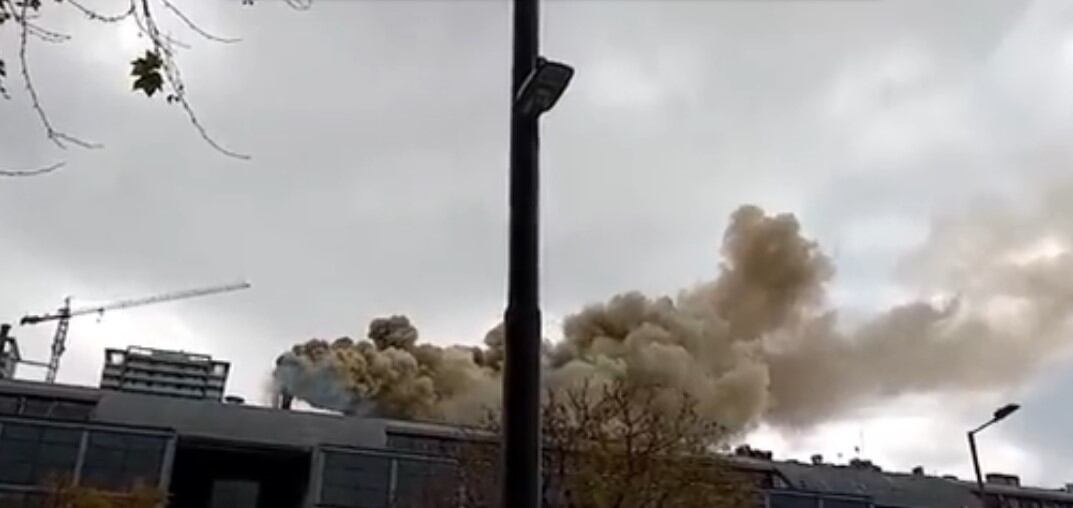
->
xmin=19 ymin=281 xmax=251 ymax=383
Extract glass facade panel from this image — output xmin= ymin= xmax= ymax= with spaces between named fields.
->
xmin=80 ymin=431 xmax=166 ymax=490
xmin=0 ymin=423 xmax=79 ymax=486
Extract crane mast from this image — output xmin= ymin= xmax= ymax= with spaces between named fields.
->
xmin=19 ymin=281 xmax=250 ymax=383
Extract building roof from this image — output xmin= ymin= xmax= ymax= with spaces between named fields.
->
xmin=3 ymin=377 xmax=1070 ymax=507
xmin=0 ymin=377 xmax=386 ymax=450
xmin=957 ymin=480 xmax=1073 ymax=503
xmin=773 ymin=461 xmax=982 ymax=508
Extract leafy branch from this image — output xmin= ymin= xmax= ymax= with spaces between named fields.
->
xmin=1 ymin=0 xmax=313 ymax=176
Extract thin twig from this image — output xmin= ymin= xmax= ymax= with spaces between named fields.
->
xmin=23 ymin=21 xmax=71 ymax=43
xmin=17 ymin=0 xmax=102 ymax=149
xmin=283 ymin=0 xmax=313 ymax=11
xmin=66 ymin=0 xmax=136 ymax=23
xmin=158 ymin=0 xmax=240 ymax=44
xmin=0 ymin=161 xmax=65 ymax=177
xmin=132 ymin=6 xmax=189 ymax=50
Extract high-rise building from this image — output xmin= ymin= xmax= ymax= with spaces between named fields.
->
xmin=99 ymin=346 xmax=229 ymax=400
xmin=0 ymin=324 xmax=19 ymax=380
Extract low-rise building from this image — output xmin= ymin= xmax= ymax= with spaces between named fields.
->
xmin=0 ymin=372 xmax=1069 ymax=507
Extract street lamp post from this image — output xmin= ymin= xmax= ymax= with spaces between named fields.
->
xmin=968 ymin=403 xmax=1021 ymax=508
xmin=503 ymin=1 xmax=573 ymax=507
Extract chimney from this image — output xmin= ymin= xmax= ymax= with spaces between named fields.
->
xmin=810 ymin=454 xmax=824 ymax=465
xmin=732 ymin=445 xmax=772 ymax=460
xmin=912 ymin=466 xmax=925 ymax=476
xmin=985 ymin=473 xmax=1020 ymax=487
xmin=849 ymin=458 xmax=881 ymax=472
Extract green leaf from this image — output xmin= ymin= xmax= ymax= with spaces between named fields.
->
xmin=132 ymin=73 xmax=163 ymax=97
xmin=130 ymin=50 xmax=164 ymax=98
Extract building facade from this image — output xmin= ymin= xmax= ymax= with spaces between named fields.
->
xmin=99 ymin=346 xmax=229 ymax=401
xmin=0 ymin=377 xmax=1070 ymax=508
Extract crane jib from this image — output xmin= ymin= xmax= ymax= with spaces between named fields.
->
xmin=15 ymin=281 xmax=251 ymax=383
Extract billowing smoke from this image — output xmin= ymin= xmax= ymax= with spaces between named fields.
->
xmin=273 ymin=201 xmax=1073 ymax=430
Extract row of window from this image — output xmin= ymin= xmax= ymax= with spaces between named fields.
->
xmin=103 ymin=378 xmax=221 ymax=394
xmin=0 ymin=422 xmax=168 ymax=492
xmin=766 ymin=492 xmax=871 ymax=508
xmin=386 ymin=433 xmax=464 ymax=458
xmin=104 ymin=372 xmax=226 ymax=389
xmin=318 ymin=450 xmax=457 ymax=508
xmin=104 ymin=358 xmax=227 ymax=377
xmin=991 ymin=497 xmax=1073 ymax=508
xmin=0 ymin=491 xmax=45 ymax=508
xmin=0 ymin=395 xmax=95 ymax=421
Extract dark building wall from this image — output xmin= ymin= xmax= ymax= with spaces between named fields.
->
xmin=0 ymin=416 xmax=175 ymax=507
xmin=4 ymin=378 xmax=1073 ymax=508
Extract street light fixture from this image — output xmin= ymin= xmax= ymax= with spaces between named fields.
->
xmin=514 ymin=57 xmax=575 ymax=117
xmin=968 ymin=403 xmax=1021 ymax=508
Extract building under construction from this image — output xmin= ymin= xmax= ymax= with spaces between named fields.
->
xmin=0 ymin=347 xmax=1071 ymax=508
xmin=100 ymin=346 xmax=230 ymax=401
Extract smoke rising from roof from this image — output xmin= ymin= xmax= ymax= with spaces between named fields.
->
xmin=273 ymin=201 xmax=1073 ymax=430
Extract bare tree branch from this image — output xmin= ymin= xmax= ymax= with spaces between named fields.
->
xmin=23 ymin=21 xmax=70 ymax=43
xmin=3 ymin=0 xmax=258 ymax=176
xmin=158 ymin=0 xmax=240 ymax=44
xmin=137 ymin=0 xmax=249 ymax=160
xmin=283 ymin=0 xmax=314 ymax=11
xmin=131 ymin=7 xmax=190 ymax=50
xmin=0 ymin=161 xmax=65 ymax=177
xmin=67 ymin=0 xmax=136 ymax=23
xmin=17 ymin=0 xmax=102 ymax=150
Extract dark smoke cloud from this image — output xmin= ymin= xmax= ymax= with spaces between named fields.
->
xmin=273 ymin=202 xmax=1073 ymax=430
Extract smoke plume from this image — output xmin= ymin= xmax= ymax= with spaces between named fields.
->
xmin=273 ymin=201 xmax=1073 ymax=430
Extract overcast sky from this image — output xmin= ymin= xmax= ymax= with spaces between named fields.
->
xmin=2 ymin=0 xmax=1072 ymax=488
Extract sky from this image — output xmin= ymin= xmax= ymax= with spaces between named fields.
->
xmin=2 ymin=0 xmax=1073 ymax=488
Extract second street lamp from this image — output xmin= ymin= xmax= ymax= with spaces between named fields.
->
xmin=968 ymin=403 xmax=1021 ymax=508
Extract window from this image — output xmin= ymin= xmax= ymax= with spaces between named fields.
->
xmin=210 ymin=480 xmax=260 ymax=508
xmin=0 ymin=394 xmax=19 ymax=415
xmin=80 ymin=431 xmax=166 ymax=490
xmin=319 ymin=451 xmax=391 ymax=508
xmin=50 ymin=402 xmax=94 ymax=421
xmin=20 ymin=399 xmax=54 ymax=418
xmin=768 ymin=492 xmax=819 ymax=508
xmin=392 ymin=458 xmax=458 ymax=507
xmin=0 ymin=423 xmax=81 ymax=486
xmin=0 ymin=491 xmax=46 ymax=508
xmin=386 ymin=434 xmax=460 ymax=457
xmin=1 ymin=397 xmax=94 ymax=421
xmin=823 ymin=498 xmax=871 ymax=508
